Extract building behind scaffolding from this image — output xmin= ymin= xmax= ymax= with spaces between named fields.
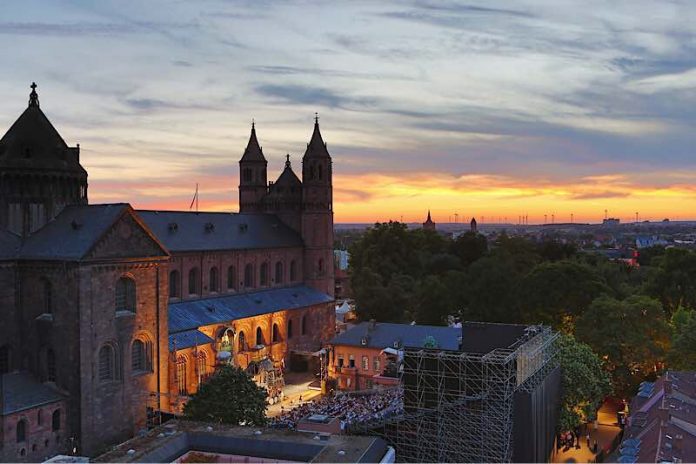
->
xmin=353 ymin=322 xmax=560 ymax=463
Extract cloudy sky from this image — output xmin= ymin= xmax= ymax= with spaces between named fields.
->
xmin=1 ymin=0 xmax=694 ymax=223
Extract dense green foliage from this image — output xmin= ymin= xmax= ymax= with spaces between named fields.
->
xmin=349 ymin=222 xmax=696 ymax=427
xmin=183 ymin=366 xmax=267 ymax=425
xmin=557 ymin=335 xmax=612 ymax=431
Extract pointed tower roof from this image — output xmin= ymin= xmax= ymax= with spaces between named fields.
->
xmin=303 ymin=114 xmax=331 ymax=159
xmin=274 ymin=154 xmax=302 ymax=187
xmin=0 ymin=82 xmax=84 ymax=173
xmin=240 ymin=121 xmax=267 ymax=163
xmin=426 ymin=210 xmax=433 ymax=222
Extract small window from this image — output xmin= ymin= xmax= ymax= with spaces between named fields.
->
xmin=98 ymin=345 xmax=115 ymax=382
xmin=169 ymin=270 xmax=180 ymax=298
xmin=275 ymin=262 xmax=283 ymax=284
xmin=176 ymin=356 xmax=187 ymax=395
xmin=238 ymin=331 xmax=246 ymax=351
xmin=272 ymin=323 xmax=280 ymax=343
xmin=42 ymin=278 xmax=52 ymax=314
xmin=260 ymin=262 xmax=269 ymax=286
xmin=38 ymin=410 xmax=43 ymax=425
xmin=197 ymin=351 xmax=207 ymax=383
xmin=301 ymin=315 xmax=307 ymax=335
xmin=244 ymin=264 xmax=254 ymax=288
xmin=227 ymin=266 xmax=236 ymax=290
xmin=338 ymin=355 xmax=344 ymax=368
xmin=318 ymin=259 xmax=324 ymax=273
xmin=373 ymin=356 xmax=381 ymax=372
xmin=47 ymin=349 xmax=56 ymax=382
xmin=0 ymin=345 xmax=9 ymax=374
xmin=362 ymin=356 xmax=369 ymax=371
xmin=290 ymin=260 xmax=297 ymax=282
xmin=288 ymin=319 xmax=293 ymax=339
xmin=256 ymin=327 xmax=264 ymax=346
xmin=115 ymin=277 xmax=136 ymax=312
xmin=209 ymin=267 xmax=219 ymax=292
xmin=318 ymin=164 xmax=323 ymax=180
xmin=349 ymin=355 xmax=355 ymax=368
xmin=188 ymin=268 xmax=199 ymax=295
xmin=16 ymin=419 xmax=26 ymax=443
xmin=131 ymin=339 xmax=148 ymax=372
xmin=52 ymin=409 xmax=61 ymax=432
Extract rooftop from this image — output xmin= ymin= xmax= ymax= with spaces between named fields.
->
xmin=1 ymin=371 xmax=64 ymax=415
xmin=93 ymin=420 xmax=389 ymax=463
xmin=330 ymin=322 xmax=461 ymax=351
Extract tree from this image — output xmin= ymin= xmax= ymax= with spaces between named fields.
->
xmin=519 ymin=261 xmax=609 ymax=329
xmin=461 ymin=253 xmax=522 ymax=323
xmin=449 ymin=232 xmax=488 ymax=267
xmin=668 ymin=308 xmax=696 ymax=370
xmin=183 ymin=366 xmax=267 ymax=425
xmin=645 ymin=248 xmax=696 ymax=315
xmin=557 ymin=335 xmax=612 ymax=432
xmin=575 ymin=295 xmax=670 ymax=397
xmin=414 ymin=275 xmax=452 ymax=325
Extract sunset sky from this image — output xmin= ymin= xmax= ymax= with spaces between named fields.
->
xmin=1 ymin=0 xmax=695 ymax=223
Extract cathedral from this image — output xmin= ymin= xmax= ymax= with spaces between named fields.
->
xmin=0 ymin=84 xmax=335 ymax=460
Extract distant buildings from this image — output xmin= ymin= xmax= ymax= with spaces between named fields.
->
xmin=422 ymin=211 xmax=436 ymax=231
xmin=636 ymin=235 xmax=669 ymax=249
xmin=620 ymin=371 xmax=696 ymax=463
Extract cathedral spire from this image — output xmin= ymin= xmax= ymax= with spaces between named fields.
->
xmin=303 ymin=113 xmax=331 ymax=159
xmin=28 ymin=82 xmax=39 ymax=108
xmin=240 ymin=121 xmax=266 ymax=162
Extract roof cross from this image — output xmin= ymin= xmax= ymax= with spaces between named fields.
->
xmin=28 ymin=82 xmax=39 ymax=108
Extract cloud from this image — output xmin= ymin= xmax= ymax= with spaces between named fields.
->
xmin=254 ymin=84 xmax=377 ymax=109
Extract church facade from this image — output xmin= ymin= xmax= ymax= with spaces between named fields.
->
xmin=0 ymin=84 xmax=335 ymax=460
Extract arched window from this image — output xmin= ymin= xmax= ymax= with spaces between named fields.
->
xmin=275 ymin=262 xmax=283 ymax=285
xmin=52 ymin=409 xmax=61 ymax=432
xmin=256 ymin=327 xmax=264 ymax=346
xmin=243 ymin=168 xmax=252 ymax=182
xmin=98 ymin=345 xmax=115 ymax=382
xmin=318 ymin=164 xmax=323 ymax=180
xmin=318 ymin=259 xmax=324 ymax=273
xmin=169 ymin=270 xmax=180 ymax=298
xmin=272 ymin=323 xmax=280 ymax=343
xmin=47 ymin=349 xmax=56 ymax=382
xmin=244 ymin=264 xmax=254 ymax=288
xmin=290 ymin=260 xmax=297 ymax=282
xmin=188 ymin=268 xmax=199 ymax=295
xmin=288 ymin=320 xmax=293 ymax=339
xmin=227 ymin=266 xmax=236 ymax=290
xmin=16 ymin=419 xmax=26 ymax=443
xmin=115 ymin=277 xmax=136 ymax=312
xmin=42 ymin=278 xmax=52 ymax=314
xmin=1 ymin=345 xmax=10 ymax=374
xmin=176 ymin=356 xmax=187 ymax=395
xmin=209 ymin=267 xmax=219 ymax=292
xmin=131 ymin=339 xmax=151 ymax=373
xmin=238 ymin=331 xmax=246 ymax=351
xmin=38 ymin=410 xmax=43 ymax=425
xmin=197 ymin=351 xmax=207 ymax=383
xmin=301 ymin=315 xmax=307 ymax=335
xmin=260 ymin=262 xmax=269 ymax=286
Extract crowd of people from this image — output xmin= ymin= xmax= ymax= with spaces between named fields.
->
xmin=269 ymin=388 xmax=403 ymax=430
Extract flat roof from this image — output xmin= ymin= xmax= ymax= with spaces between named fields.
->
xmin=93 ymin=420 xmax=388 ymax=463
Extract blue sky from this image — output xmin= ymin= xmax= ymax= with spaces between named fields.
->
xmin=1 ymin=1 xmax=695 ymax=222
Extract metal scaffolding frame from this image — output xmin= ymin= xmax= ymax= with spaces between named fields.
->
xmin=351 ymin=324 xmax=559 ymax=463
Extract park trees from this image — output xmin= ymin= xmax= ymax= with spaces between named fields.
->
xmin=183 ymin=366 xmax=267 ymax=425
xmin=557 ymin=335 xmax=612 ymax=431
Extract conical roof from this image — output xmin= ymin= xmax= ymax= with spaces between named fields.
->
xmin=303 ymin=116 xmax=331 ymax=159
xmin=274 ymin=155 xmax=302 ymax=187
xmin=240 ymin=122 xmax=266 ymax=163
xmin=0 ymin=83 xmax=84 ymax=173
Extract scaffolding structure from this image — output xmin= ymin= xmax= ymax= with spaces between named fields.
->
xmin=351 ymin=324 xmax=559 ymax=463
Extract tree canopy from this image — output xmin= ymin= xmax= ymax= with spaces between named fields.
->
xmin=183 ymin=366 xmax=267 ymax=425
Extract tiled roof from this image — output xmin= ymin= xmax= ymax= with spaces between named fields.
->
xmin=137 ymin=210 xmax=303 ymax=252
xmin=19 ymin=204 xmax=132 ymax=260
xmin=0 ymin=229 xmax=20 ymax=260
xmin=240 ymin=124 xmax=267 ymax=163
xmin=1 ymin=372 xmax=63 ymax=415
xmin=303 ymin=121 xmax=331 ymax=159
xmin=169 ymin=329 xmax=214 ymax=351
xmin=168 ymin=285 xmax=333 ymax=333
xmin=330 ymin=322 xmax=461 ymax=351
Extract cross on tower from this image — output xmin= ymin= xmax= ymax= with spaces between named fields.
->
xmin=28 ymin=82 xmax=39 ymax=107
xmin=314 ymin=112 xmax=319 ymax=124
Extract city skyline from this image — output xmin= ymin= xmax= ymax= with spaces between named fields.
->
xmin=1 ymin=1 xmax=694 ymax=223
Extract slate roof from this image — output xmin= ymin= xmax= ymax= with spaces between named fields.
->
xmin=19 ymin=203 xmax=132 ymax=260
xmin=169 ymin=329 xmax=214 ymax=351
xmin=273 ymin=158 xmax=302 ymax=188
xmin=0 ymin=229 xmax=21 ymax=260
xmin=169 ymin=285 xmax=333 ymax=333
xmin=240 ymin=124 xmax=267 ymax=163
xmin=303 ymin=121 xmax=331 ymax=159
xmin=330 ymin=322 xmax=461 ymax=351
xmin=137 ymin=210 xmax=303 ymax=252
xmin=1 ymin=372 xmax=64 ymax=415
xmin=0 ymin=86 xmax=85 ymax=174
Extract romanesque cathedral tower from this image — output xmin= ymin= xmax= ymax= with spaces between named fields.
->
xmin=238 ymin=122 xmax=268 ymax=213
